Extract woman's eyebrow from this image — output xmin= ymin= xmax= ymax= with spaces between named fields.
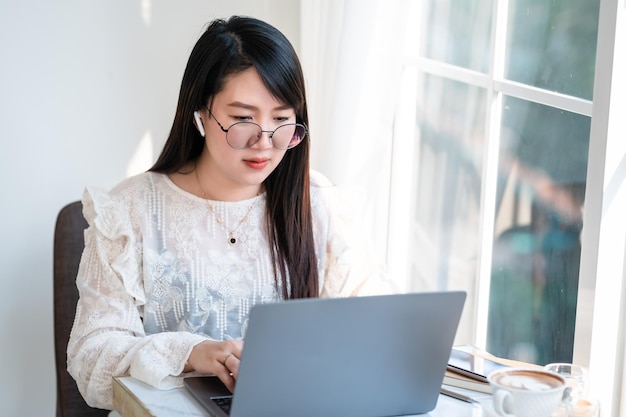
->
xmin=226 ymin=101 xmax=292 ymax=111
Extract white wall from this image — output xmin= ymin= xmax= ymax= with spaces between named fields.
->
xmin=0 ymin=1 xmax=299 ymax=416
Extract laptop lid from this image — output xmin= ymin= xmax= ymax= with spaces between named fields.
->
xmin=185 ymin=291 xmax=466 ymax=417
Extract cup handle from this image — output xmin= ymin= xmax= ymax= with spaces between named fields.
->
xmin=493 ymin=390 xmax=516 ymax=417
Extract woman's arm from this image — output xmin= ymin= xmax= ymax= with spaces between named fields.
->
xmin=66 ymin=188 xmax=208 ymax=410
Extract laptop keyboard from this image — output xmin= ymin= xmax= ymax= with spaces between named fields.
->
xmin=212 ymin=396 xmax=233 ymax=414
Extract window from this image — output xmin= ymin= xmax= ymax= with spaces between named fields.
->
xmin=391 ymin=0 xmax=600 ymax=365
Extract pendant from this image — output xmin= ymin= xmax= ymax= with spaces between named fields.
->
xmin=228 ymin=236 xmax=237 ymax=246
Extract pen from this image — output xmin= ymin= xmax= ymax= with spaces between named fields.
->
xmin=440 ymin=387 xmax=480 ymax=405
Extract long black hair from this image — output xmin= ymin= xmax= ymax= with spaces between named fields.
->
xmin=150 ymin=16 xmax=318 ymax=299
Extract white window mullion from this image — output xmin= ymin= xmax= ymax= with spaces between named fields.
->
xmin=416 ymin=58 xmax=490 ymax=88
xmin=494 ymin=79 xmax=593 ymax=117
xmin=473 ymin=0 xmax=510 ymax=349
xmin=415 ymin=61 xmax=594 ymax=119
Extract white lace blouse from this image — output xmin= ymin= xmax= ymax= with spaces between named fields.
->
xmin=67 ymin=170 xmax=385 ymax=410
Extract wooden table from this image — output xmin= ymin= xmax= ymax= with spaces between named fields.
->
xmin=112 ymin=375 xmax=496 ymax=417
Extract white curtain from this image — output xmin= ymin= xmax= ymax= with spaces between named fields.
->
xmin=300 ymin=0 xmax=411 ymax=268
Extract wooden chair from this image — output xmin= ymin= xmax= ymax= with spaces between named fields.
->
xmin=53 ymin=201 xmax=109 ymax=417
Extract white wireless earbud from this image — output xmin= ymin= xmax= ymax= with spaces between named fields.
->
xmin=193 ymin=111 xmax=206 ymax=137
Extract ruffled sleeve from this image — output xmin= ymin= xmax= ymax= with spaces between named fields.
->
xmin=67 ymin=186 xmax=207 ymax=410
xmin=310 ymin=171 xmax=396 ymax=297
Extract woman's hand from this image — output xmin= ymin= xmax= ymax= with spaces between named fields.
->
xmin=184 ymin=339 xmax=244 ymax=392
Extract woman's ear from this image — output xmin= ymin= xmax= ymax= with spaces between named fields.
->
xmin=193 ymin=111 xmax=206 ymax=137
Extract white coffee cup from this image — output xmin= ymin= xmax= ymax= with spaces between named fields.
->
xmin=487 ymin=367 xmax=567 ymax=417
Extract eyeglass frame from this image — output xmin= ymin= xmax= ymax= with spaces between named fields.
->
xmin=205 ymin=108 xmax=308 ymax=150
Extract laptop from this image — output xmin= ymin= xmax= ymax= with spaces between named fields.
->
xmin=184 ymin=291 xmax=466 ymax=417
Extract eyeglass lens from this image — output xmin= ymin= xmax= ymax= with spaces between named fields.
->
xmin=226 ymin=122 xmax=306 ymax=150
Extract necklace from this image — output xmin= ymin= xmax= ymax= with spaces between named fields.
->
xmin=195 ymin=168 xmax=258 ymax=246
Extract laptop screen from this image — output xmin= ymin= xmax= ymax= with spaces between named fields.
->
xmin=185 ymin=291 xmax=466 ymax=417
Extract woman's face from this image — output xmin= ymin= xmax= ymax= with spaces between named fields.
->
xmin=196 ymin=68 xmax=296 ymax=198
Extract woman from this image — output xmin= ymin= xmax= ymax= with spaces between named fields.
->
xmin=67 ymin=16 xmax=384 ymax=411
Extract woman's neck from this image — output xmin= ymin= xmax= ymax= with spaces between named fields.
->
xmin=192 ymin=161 xmax=263 ymax=202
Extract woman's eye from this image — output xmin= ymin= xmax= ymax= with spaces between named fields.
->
xmin=233 ymin=115 xmax=252 ymax=121
xmin=275 ymin=116 xmax=290 ymax=123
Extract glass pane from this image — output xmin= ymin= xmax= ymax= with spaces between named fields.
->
xmin=421 ymin=0 xmax=493 ymax=72
xmin=409 ymin=74 xmax=486 ymax=339
xmin=505 ymin=0 xmax=600 ymax=100
xmin=487 ymin=96 xmax=589 ymax=365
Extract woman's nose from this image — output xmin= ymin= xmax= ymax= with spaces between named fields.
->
xmin=251 ymin=129 xmax=274 ymax=149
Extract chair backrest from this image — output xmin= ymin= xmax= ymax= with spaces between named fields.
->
xmin=53 ymin=201 xmax=109 ymax=417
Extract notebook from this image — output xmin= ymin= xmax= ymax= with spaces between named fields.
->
xmin=184 ymin=291 xmax=466 ymax=417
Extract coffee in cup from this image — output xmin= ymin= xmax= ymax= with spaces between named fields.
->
xmin=488 ymin=367 xmax=567 ymax=417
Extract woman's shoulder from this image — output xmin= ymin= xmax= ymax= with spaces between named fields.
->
xmin=309 ymin=169 xmax=345 ymax=220
xmin=84 ymin=171 xmax=174 ymax=204
xmin=310 ymin=169 xmax=335 ymax=189
xmin=109 ymin=171 xmax=166 ymax=196
xmin=82 ymin=172 xmax=167 ymax=223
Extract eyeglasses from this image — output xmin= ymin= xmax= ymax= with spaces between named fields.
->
xmin=208 ymin=109 xmax=307 ymax=150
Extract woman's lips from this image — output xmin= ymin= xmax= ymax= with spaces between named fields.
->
xmin=244 ymin=158 xmax=269 ymax=170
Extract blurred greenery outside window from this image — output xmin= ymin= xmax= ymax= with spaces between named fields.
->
xmin=408 ymin=0 xmax=599 ymax=365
